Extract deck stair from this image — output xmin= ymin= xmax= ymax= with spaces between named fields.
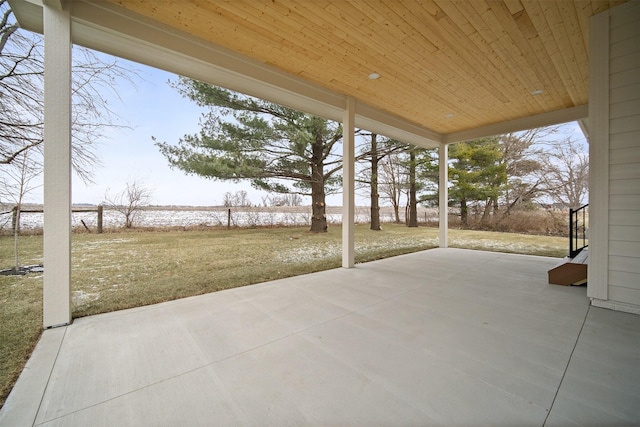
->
xmin=548 ymin=248 xmax=588 ymax=286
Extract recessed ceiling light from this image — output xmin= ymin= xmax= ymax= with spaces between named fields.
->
xmin=531 ymin=89 xmax=543 ymax=96
xmin=368 ymin=72 xmax=380 ymax=80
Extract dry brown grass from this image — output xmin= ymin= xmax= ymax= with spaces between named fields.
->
xmin=443 ymin=209 xmax=568 ymax=236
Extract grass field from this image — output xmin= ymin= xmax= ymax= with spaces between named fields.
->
xmin=0 ymin=224 xmax=568 ymax=408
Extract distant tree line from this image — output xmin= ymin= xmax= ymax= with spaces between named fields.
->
xmin=157 ymin=79 xmax=589 ymax=233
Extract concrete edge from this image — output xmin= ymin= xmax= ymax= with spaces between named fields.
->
xmin=591 ymin=298 xmax=640 ymax=315
xmin=0 ymin=326 xmax=66 ymax=426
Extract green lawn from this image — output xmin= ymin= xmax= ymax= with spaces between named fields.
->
xmin=0 ymin=224 xmax=568 ymax=408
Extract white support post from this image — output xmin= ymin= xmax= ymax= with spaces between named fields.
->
xmin=342 ymin=96 xmax=355 ymax=268
xmin=587 ymin=9 xmax=610 ymax=301
xmin=439 ymin=143 xmax=448 ymax=248
xmin=43 ymin=4 xmax=72 ymax=328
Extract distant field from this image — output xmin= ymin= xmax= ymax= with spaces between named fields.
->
xmin=0 ymin=224 xmax=568 ymax=408
xmin=0 ymin=204 xmax=438 ymax=231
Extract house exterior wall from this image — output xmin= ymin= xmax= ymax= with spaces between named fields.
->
xmin=589 ymin=1 xmax=640 ymax=314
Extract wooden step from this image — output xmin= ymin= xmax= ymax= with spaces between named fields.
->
xmin=571 ymin=248 xmax=589 ymax=265
xmin=548 ymin=250 xmax=588 ymax=286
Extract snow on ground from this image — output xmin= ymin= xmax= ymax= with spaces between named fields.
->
xmin=449 ymin=238 xmax=554 ymax=255
xmin=275 ymin=235 xmax=439 ymax=263
xmin=8 ymin=206 xmax=439 ymax=230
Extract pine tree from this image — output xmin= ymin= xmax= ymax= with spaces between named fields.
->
xmin=448 ymin=138 xmax=506 ymax=226
xmin=155 ymin=80 xmax=343 ymax=233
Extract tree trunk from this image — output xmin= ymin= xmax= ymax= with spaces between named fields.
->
xmin=310 ymin=181 xmax=327 ymax=233
xmin=392 ymin=203 xmax=400 ymax=223
xmin=370 ymin=134 xmax=381 ymax=231
xmin=408 ymin=148 xmax=418 ymax=227
xmin=482 ymin=198 xmax=492 ymax=221
xmin=461 ymin=198 xmax=468 ymax=226
xmin=125 ymin=213 xmax=133 ymax=228
xmin=13 ymin=204 xmax=21 ymax=272
xmin=310 ymin=134 xmax=328 ymax=233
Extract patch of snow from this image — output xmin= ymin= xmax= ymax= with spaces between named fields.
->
xmin=72 ymin=290 xmax=100 ymax=305
xmin=275 ymin=237 xmax=438 ymax=264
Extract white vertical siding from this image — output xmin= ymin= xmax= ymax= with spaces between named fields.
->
xmin=607 ymin=1 xmax=640 ymax=308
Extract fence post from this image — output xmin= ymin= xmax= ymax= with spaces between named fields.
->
xmin=97 ymin=205 xmax=103 ymax=233
xmin=227 ymin=208 xmax=231 ymax=229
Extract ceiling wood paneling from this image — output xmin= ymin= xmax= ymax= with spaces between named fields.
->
xmin=99 ymin=0 xmax=625 ymax=135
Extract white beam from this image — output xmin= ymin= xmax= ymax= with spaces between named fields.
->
xmin=578 ymin=118 xmax=590 ymax=142
xmin=355 ymin=102 xmax=442 ymax=148
xmin=43 ymin=4 xmax=72 ymax=328
xmin=342 ymin=97 xmax=355 ymax=268
xmin=43 ymin=0 xmax=64 ymax=10
xmin=8 ymin=0 xmax=45 ymax=32
xmin=439 ymin=144 xmax=448 ymax=248
xmin=444 ymin=105 xmax=589 ymax=144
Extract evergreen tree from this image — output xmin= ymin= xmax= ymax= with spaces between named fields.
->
xmin=448 ymin=138 xmax=506 ymax=226
xmin=155 ymin=79 xmax=343 ymax=233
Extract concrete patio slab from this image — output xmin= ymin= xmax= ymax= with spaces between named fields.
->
xmin=1 ymin=248 xmax=639 ymax=426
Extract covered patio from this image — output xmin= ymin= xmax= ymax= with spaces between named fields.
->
xmin=7 ymin=0 xmax=639 ymax=328
xmin=2 ymin=0 xmax=639 ymax=425
xmin=2 ymin=249 xmax=639 ymax=426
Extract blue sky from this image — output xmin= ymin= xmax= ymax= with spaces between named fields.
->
xmin=70 ymin=60 xmax=269 ymax=207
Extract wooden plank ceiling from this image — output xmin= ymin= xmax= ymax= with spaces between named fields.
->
xmin=103 ymin=0 xmax=626 ymax=135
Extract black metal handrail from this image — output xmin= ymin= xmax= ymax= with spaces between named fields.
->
xmin=569 ymin=204 xmax=589 ymax=258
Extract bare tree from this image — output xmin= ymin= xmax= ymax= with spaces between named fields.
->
xmin=498 ymin=127 xmax=558 ymax=215
xmin=355 ymin=132 xmax=406 ymax=230
xmin=262 ymin=193 xmax=302 ymax=207
xmin=223 ymin=190 xmax=252 ymax=207
xmin=104 ymin=181 xmax=153 ymax=228
xmin=378 ymin=151 xmax=409 ymax=223
xmin=368 ymin=133 xmax=381 ymax=230
xmin=538 ymin=137 xmax=589 ymax=208
xmin=407 ymin=147 xmax=418 ymax=227
xmin=0 ymin=150 xmax=41 ymax=272
xmin=1 ymin=0 xmax=137 ymax=181
xmin=356 ymin=133 xmax=411 ymax=226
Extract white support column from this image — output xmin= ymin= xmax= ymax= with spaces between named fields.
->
xmin=342 ymin=96 xmax=355 ymax=268
xmin=439 ymin=143 xmax=448 ymax=248
xmin=43 ymin=4 xmax=72 ymax=328
xmin=587 ymin=9 xmax=610 ymax=301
